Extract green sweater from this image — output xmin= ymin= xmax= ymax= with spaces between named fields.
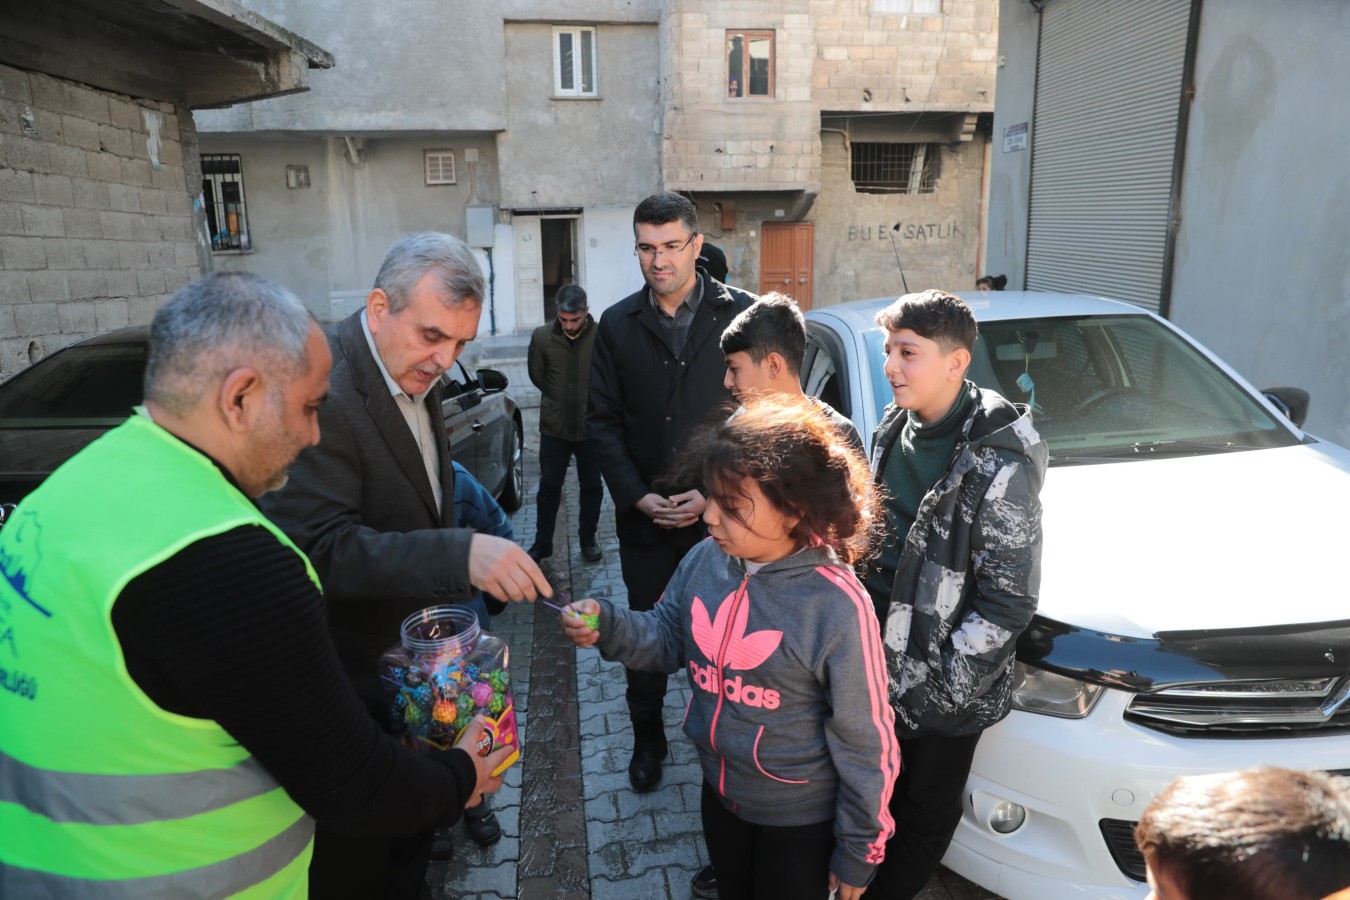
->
xmin=867 ymin=385 xmax=974 ymax=599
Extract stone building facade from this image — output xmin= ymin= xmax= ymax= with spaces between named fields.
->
xmin=665 ymin=0 xmax=999 ymax=306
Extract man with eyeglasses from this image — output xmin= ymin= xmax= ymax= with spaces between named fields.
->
xmin=526 ymin=284 xmax=604 ymax=565
xmin=588 ymin=193 xmax=756 ymax=804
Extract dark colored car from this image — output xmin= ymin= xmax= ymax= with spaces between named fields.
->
xmin=0 ymin=327 xmax=524 ymax=526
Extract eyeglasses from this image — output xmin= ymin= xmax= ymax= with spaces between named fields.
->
xmin=634 ymin=233 xmax=698 ymax=262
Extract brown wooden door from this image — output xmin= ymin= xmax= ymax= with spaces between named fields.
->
xmin=758 ymin=222 xmax=814 ymax=310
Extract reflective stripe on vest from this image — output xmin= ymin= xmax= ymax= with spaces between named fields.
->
xmin=0 ymin=415 xmax=319 ymax=892
xmin=0 ymin=748 xmax=278 ymax=825
xmin=0 ymin=813 xmax=312 ymax=898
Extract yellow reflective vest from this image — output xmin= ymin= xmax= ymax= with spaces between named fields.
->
xmin=0 ymin=413 xmax=318 ymax=897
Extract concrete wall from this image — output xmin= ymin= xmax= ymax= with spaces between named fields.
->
xmin=983 ymin=0 xmax=1038 ymax=288
xmin=987 ymin=0 xmax=1349 ymax=444
xmin=0 ymin=64 xmax=200 ymax=374
xmin=193 ymin=0 xmax=507 ymax=134
xmin=198 ymin=133 xmax=503 ymax=320
xmin=499 ymin=22 xmax=661 ymax=209
xmin=1168 ymin=0 xmax=1350 ymax=444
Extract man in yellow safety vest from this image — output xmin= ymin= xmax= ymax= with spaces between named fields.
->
xmin=0 ymin=271 xmax=510 ymax=897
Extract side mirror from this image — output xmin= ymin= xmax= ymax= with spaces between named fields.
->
xmin=1262 ymin=386 xmax=1310 ymax=427
xmin=478 ymin=368 xmax=508 ymax=392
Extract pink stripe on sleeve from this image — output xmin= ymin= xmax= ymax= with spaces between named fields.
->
xmin=818 ymin=565 xmax=901 ymax=861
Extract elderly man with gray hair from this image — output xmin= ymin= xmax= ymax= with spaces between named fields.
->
xmin=0 ymin=271 xmax=510 ymax=898
xmin=262 ymin=232 xmax=552 ymax=896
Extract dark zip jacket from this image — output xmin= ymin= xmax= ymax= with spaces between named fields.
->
xmin=870 ymin=384 xmax=1048 ymax=737
xmin=527 ymin=315 xmax=596 ymax=442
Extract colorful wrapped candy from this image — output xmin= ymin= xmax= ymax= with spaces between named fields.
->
xmin=379 ymin=605 xmax=520 ymax=776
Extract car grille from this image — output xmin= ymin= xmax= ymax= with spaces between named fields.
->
xmin=1099 ymin=819 xmax=1147 ymax=882
xmin=1125 ymin=675 xmax=1350 ymax=737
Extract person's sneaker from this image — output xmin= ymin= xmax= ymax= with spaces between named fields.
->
xmin=580 ymin=536 xmax=602 ymax=563
xmin=464 ymin=807 xmax=502 ymax=847
xmin=690 ymin=864 xmax=718 ymax=899
xmin=527 ymin=543 xmax=552 ymax=564
xmin=429 ymin=829 xmax=454 ymax=861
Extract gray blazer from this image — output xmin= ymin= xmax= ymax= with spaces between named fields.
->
xmin=261 ymin=311 xmax=475 ymax=708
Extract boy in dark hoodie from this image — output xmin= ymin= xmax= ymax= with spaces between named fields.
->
xmin=865 ymin=290 xmax=1047 ymax=898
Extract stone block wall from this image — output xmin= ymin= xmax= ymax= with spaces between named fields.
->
xmin=0 ymin=64 xmax=201 ymax=375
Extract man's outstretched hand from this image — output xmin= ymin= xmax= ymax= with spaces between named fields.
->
xmin=468 ymin=534 xmax=552 ymax=602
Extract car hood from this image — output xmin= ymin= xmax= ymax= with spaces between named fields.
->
xmin=1040 ymin=441 xmax=1350 ymax=638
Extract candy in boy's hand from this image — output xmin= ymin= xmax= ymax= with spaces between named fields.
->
xmin=571 ymin=610 xmax=600 ymax=631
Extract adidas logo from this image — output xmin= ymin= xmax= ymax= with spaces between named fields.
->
xmin=689 ymin=660 xmax=781 ymax=709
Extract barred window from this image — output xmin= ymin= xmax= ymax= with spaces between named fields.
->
xmin=850 ymin=142 xmax=941 ymax=194
xmin=201 ymin=153 xmax=251 ymax=252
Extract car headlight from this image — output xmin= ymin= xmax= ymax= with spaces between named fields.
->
xmin=1010 ymin=661 xmax=1104 ymax=718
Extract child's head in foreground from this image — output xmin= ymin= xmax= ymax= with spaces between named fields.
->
xmin=1134 ymin=766 xmax=1350 ymax=900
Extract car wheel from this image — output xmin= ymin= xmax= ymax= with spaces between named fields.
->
xmin=498 ymin=417 xmax=524 ymax=512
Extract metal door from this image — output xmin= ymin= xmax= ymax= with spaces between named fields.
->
xmin=1027 ymin=0 xmax=1193 ymax=312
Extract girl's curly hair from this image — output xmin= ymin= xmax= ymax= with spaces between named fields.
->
xmin=666 ymin=396 xmax=879 ymax=565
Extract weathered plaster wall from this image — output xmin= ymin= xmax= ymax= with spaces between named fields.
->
xmin=194 ymin=0 xmax=507 ymax=133
xmin=983 ymin=0 xmax=1038 ymax=289
xmin=1169 ymin=1 xmax=1350 ymax=445
xmin=199 ymin=134 xmax=501 ymax=319
xmin=499 ymin=23 xmax=661 ymax=209
xmin=812 ymin=130 xmax=986 ymax=304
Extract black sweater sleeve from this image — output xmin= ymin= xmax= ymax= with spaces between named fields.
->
xmin=111 ymin=525 xmax=477 ymax=836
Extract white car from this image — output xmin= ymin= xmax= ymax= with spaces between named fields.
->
xmin=803 ymin=292 xmax=1350 ymax=900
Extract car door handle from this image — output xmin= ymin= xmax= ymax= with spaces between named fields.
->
xmin=471 ymin=421 xmax=485 ymax=432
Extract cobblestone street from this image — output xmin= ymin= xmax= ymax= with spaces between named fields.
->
xmin=432 ymin=407 xmax=997 ymax=900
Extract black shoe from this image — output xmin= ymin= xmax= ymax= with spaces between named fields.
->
xmin=429 ymin=829 xmax=454 ymax=861
xmin=690 ymin=864 xmax=718 ymax=899
xmin=628 ymin=715 xmax=669 ymax=793
xmin=527 ymin=543 xmax=552 ymax=564
xmin=580 ymin=536 xmax=602 ymax=563
xmin=464 ymin=808 xmax=502 ymax=847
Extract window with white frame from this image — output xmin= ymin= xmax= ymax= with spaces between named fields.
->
xmin=872 ymin=0 xmax=942 ymax=13
xmin=554 ymin=26 xmax=597 ymax=97
xmin=201 ymin=153 xmax=251 ymax=252
xmin=424 ymin=150 xmax=456 ymax=186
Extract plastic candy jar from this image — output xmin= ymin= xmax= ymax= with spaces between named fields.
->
xmin=379 ymin=605 xmax=520 ymax=776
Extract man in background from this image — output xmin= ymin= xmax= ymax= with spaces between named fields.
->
xmin=526 ymin=284 xmax=603 ymax=564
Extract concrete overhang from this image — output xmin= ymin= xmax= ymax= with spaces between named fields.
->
xmin=1 ymin=0 xmax=333 ymax=109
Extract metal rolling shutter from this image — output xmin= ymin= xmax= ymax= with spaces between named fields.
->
xmin=1027 ymin=0 xmax=1192 ymax=311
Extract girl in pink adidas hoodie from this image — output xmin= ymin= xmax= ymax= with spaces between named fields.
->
xmin=564 ymin=398 xmax=899 ymax=900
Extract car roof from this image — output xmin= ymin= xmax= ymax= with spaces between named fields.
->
xmin=805 ymin=291 xmax=1152 ymax=330
xmin=65 ymin=325 xmax=151 ymax=348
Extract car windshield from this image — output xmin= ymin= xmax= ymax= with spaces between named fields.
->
xmin=869 ymin=314 xmax=1299 ymax=461
xmin=0 ymin=342 xmax=147 ymax=427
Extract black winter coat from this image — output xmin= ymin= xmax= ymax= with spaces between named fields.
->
xmin=588 ymin=274 xmax=755 ymax=546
